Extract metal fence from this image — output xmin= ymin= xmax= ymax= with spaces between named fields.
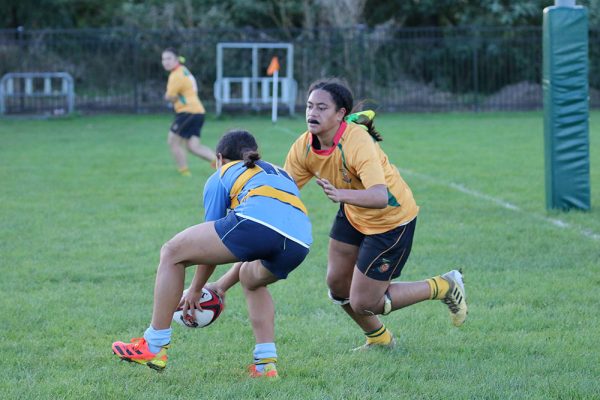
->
xmin=0 ymin=25 xmax=598 ymax=115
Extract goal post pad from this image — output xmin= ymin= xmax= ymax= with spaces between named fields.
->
xmin=543 ymin=4 xmax=590 ymax=210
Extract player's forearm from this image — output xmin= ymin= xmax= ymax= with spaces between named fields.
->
xmin=338 ymin=185 xmax=388 ymax=209
xmin=189 ymin=264 xmax=217 ymax=291
xmin=214 ymin=262 xmax=242 ymax=292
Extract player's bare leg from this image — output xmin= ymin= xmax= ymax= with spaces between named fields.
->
xmin=327 ymin=239 xmax=395 ymax=350
xmin=167 ymin=131 xmax=189 ymax=174
xmin=187 ymin=136 xmax=216 ymax=164
xmin=239 ymin=260 xmax=280 ymax=378
xmin=351 ymin=269 xmax=467 ymax=326
xmin=152 ymin=222 xmax=237 ymax=330
xmin=112 ymin=222 xmax=238 ymax=370
xmin=327 ymin=239 xmax=383 ymax=333
xmin=350 ymin=273 xmax=430 ymax=316
xmin=239 ymin=261 xmax=278 ymax=342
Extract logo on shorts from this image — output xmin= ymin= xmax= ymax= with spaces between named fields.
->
xmin=378 ymin=258 xmax=391 ymax=273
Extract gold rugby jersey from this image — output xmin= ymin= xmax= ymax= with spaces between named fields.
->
xmin=166 ymin=65 xmax=205 ymax=114
xmin=284 ymin=121 xmax=418 ymax=235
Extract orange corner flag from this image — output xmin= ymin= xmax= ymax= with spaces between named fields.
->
xmin=267 ymin=57 xmax=280 ymax=76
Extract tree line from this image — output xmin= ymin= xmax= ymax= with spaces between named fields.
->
xmin=2 ymin=0 xmax=599 ymax=31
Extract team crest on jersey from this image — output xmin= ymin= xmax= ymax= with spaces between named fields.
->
xmin=340 ymin=168 xmax=352 ymax=184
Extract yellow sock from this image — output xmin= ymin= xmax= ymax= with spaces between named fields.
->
xmin=427 ymin=275 xmax=450 ymax=300
xmin=365 ymin=325 xmax=393 ymax=345
xmin=178 ymin=167 xmax=191 ymax=176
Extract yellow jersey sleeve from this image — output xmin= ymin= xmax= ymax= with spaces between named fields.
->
xmin=284 ymin=134 xmax=313 ymax=189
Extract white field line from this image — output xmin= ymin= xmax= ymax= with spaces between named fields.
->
xmin=271 ymin=125 xmax=299 ymax=138
xmin=400 ymin=168 xmax=600 ymax=241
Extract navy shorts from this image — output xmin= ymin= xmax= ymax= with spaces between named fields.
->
xmin=170 ymin=113 xmax=204 ymax=139
xmin=214 ymin=211 xmax=309 ymax=279
xmin=329 ymin=205 xmax=416 ymax=281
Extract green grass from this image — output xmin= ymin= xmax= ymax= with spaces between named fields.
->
xmin=1 ymin=111 xmax=599 ymax=399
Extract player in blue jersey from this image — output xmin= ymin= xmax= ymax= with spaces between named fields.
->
xmin=112 ymin=129 xmax=312 ymax=378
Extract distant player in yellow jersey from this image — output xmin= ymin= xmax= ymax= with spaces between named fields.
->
xmin=161 ymin=48 xmax=216 ymax=176
xmin=284 ymin=78 xmax=468 ymax=350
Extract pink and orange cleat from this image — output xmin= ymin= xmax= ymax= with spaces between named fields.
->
xmin=111 ymin=337 xmax=169 ymax=372
xmin=248 ymin=363 xmax=278 ymax=378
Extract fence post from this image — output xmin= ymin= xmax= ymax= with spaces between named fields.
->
xmin=131 ymin=28 xmax=140 ymax=113
xmin=472 ymin=28 xmax=480 ymax=112
xmin=17 ymin=26 xmax=25 ymax=113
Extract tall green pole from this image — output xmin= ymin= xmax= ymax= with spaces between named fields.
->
xmin=543 ymin=0 xmax=590 ymax=210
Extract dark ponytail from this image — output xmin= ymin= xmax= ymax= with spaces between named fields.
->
xmin=242 ymin=150 xmax=261 ymax=168
xmin=216 ymin=129 xmax=260 ymax=168
xmin=360 ymin=119 xmax=382 ymax=141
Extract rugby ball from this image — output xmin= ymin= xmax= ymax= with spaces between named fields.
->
xmin=173 ymin=287 xmax=224 ymax=328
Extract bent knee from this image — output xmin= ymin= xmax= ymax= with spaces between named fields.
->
xmin=326 ymin=273 xmax=350 ymax=294
xmin=239 ymin=263 xmax=260 ymax=291
xmin=350 ymin=298 xmax=380 ymax=316
xmin=160 ymin=239 xmax=180 ymax=262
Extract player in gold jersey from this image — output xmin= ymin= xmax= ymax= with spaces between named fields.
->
xmin=162 ymin=48 xmax=216 ymax=176
xmin=284 ymin=78 xmax=468 ymax=350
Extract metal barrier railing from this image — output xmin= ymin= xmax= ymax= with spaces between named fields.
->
xmin=0 ymin=72 xmax=74 ymax=116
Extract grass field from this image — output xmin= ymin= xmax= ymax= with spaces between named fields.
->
xmin=1 ymin=111 xmax=599 ymax=399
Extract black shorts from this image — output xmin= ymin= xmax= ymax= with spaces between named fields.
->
xmin=170 ymin=113 xmax=204 ymax=139
xmin=329 ymin=205 xmax=416 ymax=281
xmin=214 ymin=211 xmax=310 ymax=279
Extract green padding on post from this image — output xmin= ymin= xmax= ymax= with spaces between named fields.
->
xmin=543 ymin=5 xmax=590 ymax=210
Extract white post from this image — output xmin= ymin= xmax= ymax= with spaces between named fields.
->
xmin=271 ymin=70 xmax=279 ymax=123
xmin=25 ymin=78 xmax=32 ymax=95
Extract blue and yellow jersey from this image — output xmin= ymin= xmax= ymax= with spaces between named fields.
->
xmin=166 ymin=65 xmax=205 ymax=114
xmin=203 ymin=159 xmax=312 ymax=248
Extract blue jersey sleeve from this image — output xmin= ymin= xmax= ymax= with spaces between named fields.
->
xmin=202 ymin=172 xmax=230 ymax=221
